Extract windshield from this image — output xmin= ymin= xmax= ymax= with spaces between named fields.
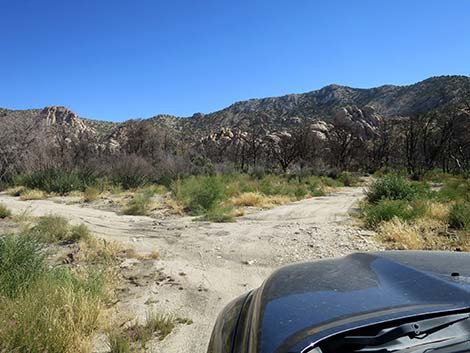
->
xmin=305 ymin=312 xmax=470 ymax=353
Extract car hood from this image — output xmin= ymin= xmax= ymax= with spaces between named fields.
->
xmin=247 ymin=251 xmax=470 ymax=353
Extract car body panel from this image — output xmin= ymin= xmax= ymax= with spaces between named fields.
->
xmin=207 ymin=251 xmax=470 ymax=353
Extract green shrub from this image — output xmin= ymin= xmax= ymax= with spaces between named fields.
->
xmin=366 ymin=175 xmax=419 ymax=204
xmin=0 ymin=204 xmax=11 ymax=219
xmin=172 ymin=176 xmax=224 ymax=214
xmin=127 ymin=311 xmax=177 ymax=345
xmin=70 ymin=224 xmax=91 ymax=242
xmin=29 ymin=215 xmax=69 ymax=242
xmin=122 ymin=190 xmax=154 ymax=215
xmin=0 ymin=269 xmax=104 ymax=353
xmin=437 ymin=179 xmax=470 ymax=202
xmin=28 ymin=215 xmax=90 ymax=243
xmin=107 ymin=330 xmax=131 ymax=353
xmin=362 ymin=199 xmax=426 ymax=228
xmin=0 ymin=233 xmax=105 ymax=353
xmin=17 ymin=169 xmax=96 ymax=194
xmin=195 ymin=207 xmax=236 ymax=223
xmin=0 ymin=234 xmax=46 ymax=298
xmin=337 ymin=172 xmax=360 ymax=187
xmin=448 ymin=202 xmax=470 ymax=230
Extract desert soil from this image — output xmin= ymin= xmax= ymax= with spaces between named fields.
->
xmin=0 ymin=187 xmax=381 ymax=353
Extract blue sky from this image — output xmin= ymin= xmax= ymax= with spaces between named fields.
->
xmin=1 ymin=0 xmax=469 ymax=121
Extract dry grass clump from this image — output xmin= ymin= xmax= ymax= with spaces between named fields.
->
xmin=423 ymin=201 xmax=450 ymax=222
xmin=0 ymin=234 xmax=106 ymax=353
xmin=83 ymin=186 xmax=100 ymax=203
xmin=27 ymin=215 xmax=91 ymax=243
xmin=5 ymin=186 xmax=25 ymax=197
xmin=0 ymin=203 xmax=11 ymax=219
xmin=377 ymin=217 xmax=451 ymax=250
xmin=107 ymin=311 xmax=192 ymax=351
xmin=19 ymin=189 xmax=46 ymax=200
xmin=78 ymin=237 xmax=136 ymax=265
xmin=231 ymin=192 xmax=263 ymax=207
xmin=165 ymin=198 xmax=184 ymax=215
xmin=231 ymin=192 xmax=293 ymax=209
xmin=377 ymin=218 xmax=425 ymax=250
xmin=122 ymin=190 xmax=155 ymax=216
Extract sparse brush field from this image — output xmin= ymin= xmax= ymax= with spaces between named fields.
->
xmin=360 ymin=174 xmax=470 ymax=251
xmin=0 ymin=210 xmax=182 ymax=353
xmin=1 ymin=170 xmax=360 ymax=222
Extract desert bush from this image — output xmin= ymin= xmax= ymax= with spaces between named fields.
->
xmin=0 ymin=270 xmax=104 ymax=353
xmin=70 ymin=224 xmax=92 ymax=242
xmin=122 ymin=189 xmax=154 ymax=215
xmin=362 ymin=199 xmax=426 ymax=228
xmin=0 ymin=234 xmax=106 ymax=353
xmin=195 ymin=208 xmax=236 ymax=223
xmin=127 ymin=312 xmax=177 ymax=345
xmin=107 ymin=330 xmax=131 ymax=353
xmin=0 ymin=203 xmax=11 ymax=219
xmin=83 ymin=186 xmax=99 ymax=202
xmin=336 ymin=172 xmax=360 ymax=187
xmin=231 ymin=192 xmax=263 ymax=207
xmin=19 ymin=188 xmax=46 ymax=200
xmin=421 ymin=170 xmax=454 ymax=183
xmin=0 ymin=234 xmax=46 ymax=298
xmin=423 ymin=201 xmax=450 ymax=222
xmin=28 ymin=215 xmax=90 ymax=243
xmin=436 ymin=178 xmax=470 ymax=202
xmin=172 ymin=176 xmax=224 ymax=214
xmin=366 ymin=175 xmax=419 ymax=204
xmin=18 ymin=169 xmax=96 ymax=194
xmin=377 ymin=217 xmax=450 ymax=250
xmin=108 ymin=155 xmax=154 ymax=189
xmin=449 ymin=202 xmax=470 ymax=230
xmin=6 ymin=186 xmax=25 ymax=196
xmin=377 ymin=218 xmax=424 ymax=250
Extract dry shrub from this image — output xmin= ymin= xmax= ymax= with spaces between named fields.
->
xmin=6 ymin=186 xmax=25 ymax=197
xmin=0 ymin=204 xmax=11 ymax=219
xmin=83 ymin=187 xmax=99 ymax=203
xmin=231 ymin=192 xmax=263 ymax=207
xmin=424 ymin=201 xmax=449 ymax=222
xmin=377 ymin=218 xmax=424 ymax=250
xmin=377 ymin=217 xmax=451 ymax=250
xmin=231 ymin=208 xmax=245 ymax=217
xmin=19 ymin=189 xmax=46 ymax=200
xmin=165 ymin=198 xmax=184 ymax=215
xmin=78 ymin=237 xmax=135 ymax=265
xmin=231 ymin=192 xmax=292 ymax=209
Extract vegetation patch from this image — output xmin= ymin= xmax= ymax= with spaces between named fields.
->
xmin=0 ymin=234 xmax=106 ymax=353
xmin=83 ymin=186 xmax=100 ymax=202
xmin=448 ymin=202 xmax=470 ymax=231
xmin=19 ymin=188 xmax=46 ymax=200
xmin=366 ymin=175 xmax=420 ymax=204
xmin=15 ymin=169 xmax=96 ymax=195
xmin=0 ymin=203 xmax=11 ymax=219
xmin=107 ymin=312 xmax=192 ymax=352
xmin=122 ymin=189 xmax=155 ymax=216
xmin=27 ymin=215 xmax=91 ymax=243
xmin=361 ymin=174 xmax=470 ymax=252
xmin=362 ymin=199 xmax=426 ymax=228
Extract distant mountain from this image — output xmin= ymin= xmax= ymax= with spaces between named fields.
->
xmin=1 ymin=75 xmax=469 ymax=145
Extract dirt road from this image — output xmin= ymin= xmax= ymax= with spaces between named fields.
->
xmin=0 ymin=187 xmax=380 ymax=353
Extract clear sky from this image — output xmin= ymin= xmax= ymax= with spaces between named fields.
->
xmin=1 ymin=0 xmax=469 ymax=121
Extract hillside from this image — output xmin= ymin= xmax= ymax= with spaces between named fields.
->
xmin=1 ymin=76 xmax=469 ymax=141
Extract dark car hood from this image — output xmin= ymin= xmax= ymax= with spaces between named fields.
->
xmin=248 ymin=251 xmax=470 ymax=353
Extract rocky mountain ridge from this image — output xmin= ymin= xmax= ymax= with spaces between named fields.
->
xmin=1 ymin=75 xmax=469 ymax=147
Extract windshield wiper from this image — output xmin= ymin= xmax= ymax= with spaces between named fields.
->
xmin=342 ymin=313 xmax=470 ymax=347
